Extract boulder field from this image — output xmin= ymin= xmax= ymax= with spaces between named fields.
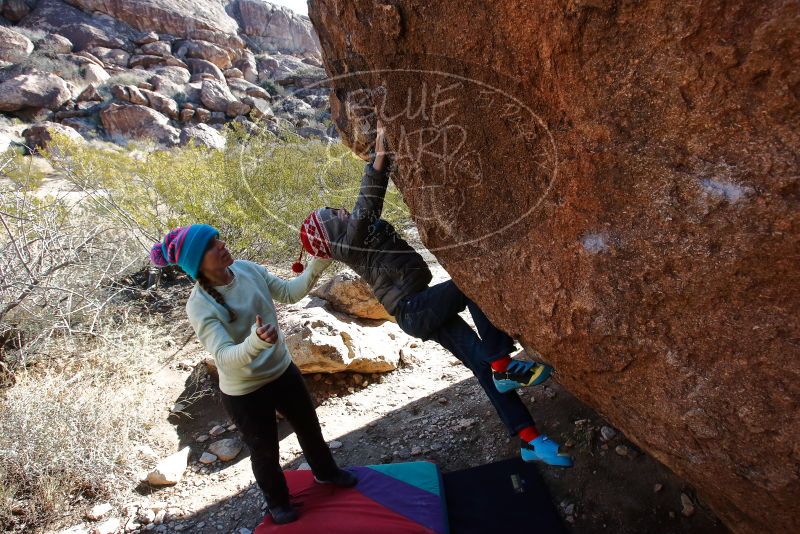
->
xmin=307 ymin=1 xmax=800 ymax=532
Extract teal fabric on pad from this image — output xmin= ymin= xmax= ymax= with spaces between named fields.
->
xmin=367 ymin=461 xmax=442 ymax=497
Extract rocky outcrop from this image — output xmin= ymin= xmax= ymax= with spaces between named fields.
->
xmin=0 ymin=72 xmax=71 ymax=111
xmin=308 ymin=1 xmax=800 ymax=532
xmin=63 ymin=0 xmax=240 ymax=36
xmin=100 ymin=103 xmax=179 ymax=145
xmin=0 ymin=0 xmax=327 ymax=147
xmin=235 ymin=0 xmax=320 ymax=56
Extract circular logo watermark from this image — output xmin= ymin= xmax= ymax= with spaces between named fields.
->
xmin=238 ymin=54 xmax=558 ymax=259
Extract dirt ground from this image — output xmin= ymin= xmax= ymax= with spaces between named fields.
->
xmin=53 ymin=234 xmax=729 ymax=534
xmin=122 ymin=336 xmax=727 ymax=534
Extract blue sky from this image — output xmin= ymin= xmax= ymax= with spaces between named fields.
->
xmin=270 ymin=0 xmax=308 ymax=16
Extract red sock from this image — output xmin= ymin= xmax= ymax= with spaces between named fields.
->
xmin=490 ymin=355 xmax=512 ymax=372
xmin=518 ymin=426 xmax=540 ymax=443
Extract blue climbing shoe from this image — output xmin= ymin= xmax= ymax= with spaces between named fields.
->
xmin=521 ymin=435 xmax=573 ymax=467
xmin=493 ymin=359 xmax=553 ymax=393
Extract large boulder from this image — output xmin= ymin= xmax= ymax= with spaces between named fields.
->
xmin=64 ymin=0 xmax=240 ymax=36
xmin=82 ymin=63 xmax=110 ymax=85
xmin=308 ymin=1 xmax=800 ymax=533
xmin=56 ymin=23 xmax=128 ymax=52
xmin=2 ymin=0 xmax=31 ymax=21
xmin=88 ymin=47 xmax=130 ymax=67
xmin=0 ymin=27 xmax=34 ymax=64
xmin=226 ymin=77 xmax=271 ymax=101
xmin=175 ymin=39 xmax=232 ymax=70
xmin=23 ymin=122 xmax=84 ymax=152
xmin=100 ymin=103 xmax=179 ymax=145
xmin=38 ymin=34 xmax=74 ymax=55
xmin=0 ymin=73 xmax=72 ymax=112
xmin=311 ymin=270 xmax=392 ymax=321
xmin=235 ymin=0 xmax=320 ymax=56
xmin=200 ymin=79 xmax=238 ymax=113
xmin=179 ymin=123 xmax=225 ymax=150
xmin=148 ymin=66 xmax=191 ymax=86
xmin=21 ymin=0 xmax=135 ymax=50
xmin=185 ymin=58 xmax=225 ymax=82
xmin=284 ymin=298 xmax=408 ymax=374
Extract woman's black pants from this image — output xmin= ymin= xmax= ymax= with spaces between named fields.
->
xmin=220 ymin=363 xmax=338 ymax=507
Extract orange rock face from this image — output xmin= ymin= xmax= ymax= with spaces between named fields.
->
xmin=308 ymin=1 xmax=800 ymax=532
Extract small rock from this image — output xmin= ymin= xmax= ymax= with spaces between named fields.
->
xmin=196 ymin=434 xmax=209 ymax=443
xmin=86 ymin=502 xmax=113 ymax=521
xmin=145 ymin=447 xmax=190 ymax=486
xmin=654 ymin=483 xmax=663 ymax=493
xmin=238 ymin=528 xmax=252 ymax=534
xmin=410 ymin=446 xmax=422 ymax=456
xmin=209 ymin=425 xmax=226 ymax=436
xmin=208 ymin=438 xmax=243 ymax=461
xmin=455 ymin=418 xmax=477 ymax=431
xmin=137 ymin=508 xmax=156 ymax=525
xmin=680 ymin=493 xmax=695 ymax=517
xmin=199 ymin=452 xmax=217 ymax=464
xmin=227 ymin=424 xmax=237 ymax=431
xmin=615 ymin=445 xmax=629 ymax=456
xmin=170 ymin=403 xmax=185 ymax=413
xmin=328 ymin=440 xmax=343 ymax=450
xmin=437 ymin=397 xmax=448 ymax=405
xmin=564 ymin=503 xmax=575 ymax=515
xmin=600 ymin=426 xmax=617 ymax=442
xmin=92 ymin=517 xmax=121 ymax=534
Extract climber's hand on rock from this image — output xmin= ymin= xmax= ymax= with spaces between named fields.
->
xmin=255 ymin=315 xmax=278 ymax=343
xmin=373 ymin=120 xmax=387 ymax=171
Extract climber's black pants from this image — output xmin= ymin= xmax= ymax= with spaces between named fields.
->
xmin=220 ymin=363 xmax=338 ymax=507
xmin=395 ymin=280 xmax=536 ymax=436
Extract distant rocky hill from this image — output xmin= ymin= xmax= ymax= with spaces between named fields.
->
xmin=0 ymin=0 xmax=332 ymax=152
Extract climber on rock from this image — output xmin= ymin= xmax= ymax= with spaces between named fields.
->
xmin=292 ymin=121 xmax=573 ymax=468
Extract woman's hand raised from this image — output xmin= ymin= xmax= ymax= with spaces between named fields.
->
xmin=255 ymin=314 xmax=278 ymax=344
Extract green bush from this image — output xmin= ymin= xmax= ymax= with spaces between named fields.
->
xmin=260 ymin=78 xmax=286 ymax=97
xmin=6 ymin=52 xmax=82 ymax=81
xmin=44 ymin=126 xmax=409 ymax=266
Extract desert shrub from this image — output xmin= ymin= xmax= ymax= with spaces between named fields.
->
xmin=0 ymin=147 xmax=149 ymax=371
xmin=0 ymin=143 xmax=169 ymax=532
xmin=12 ymin=27 xmax=47 ymax=44
xmin=44 ymin=126 xmax=409 ymax=264
xmin=0 ymin=320 xmax=170 ymax=532
xmin=7 ymin=51 xmax=82 ymax=81
xmin=260 ymin=78 xmax=286 ymax=97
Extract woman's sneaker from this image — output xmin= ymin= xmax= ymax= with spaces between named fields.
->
xmin=493 ymin=359 xmax=553 ymax=393
xmin=521 ymin=435 xmax=573 ymax=467
xmin=269 ymin=504 xmax=299 ymax=524
xmin=314 ymin=468 xmax=358 ymax=487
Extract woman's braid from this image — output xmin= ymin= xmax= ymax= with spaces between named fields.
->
xmin=197 ymin=274 xmax=237 ymax=322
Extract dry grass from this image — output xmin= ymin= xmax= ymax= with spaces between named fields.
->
xmin=0 ymin=318 xmax=173 ymax=532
